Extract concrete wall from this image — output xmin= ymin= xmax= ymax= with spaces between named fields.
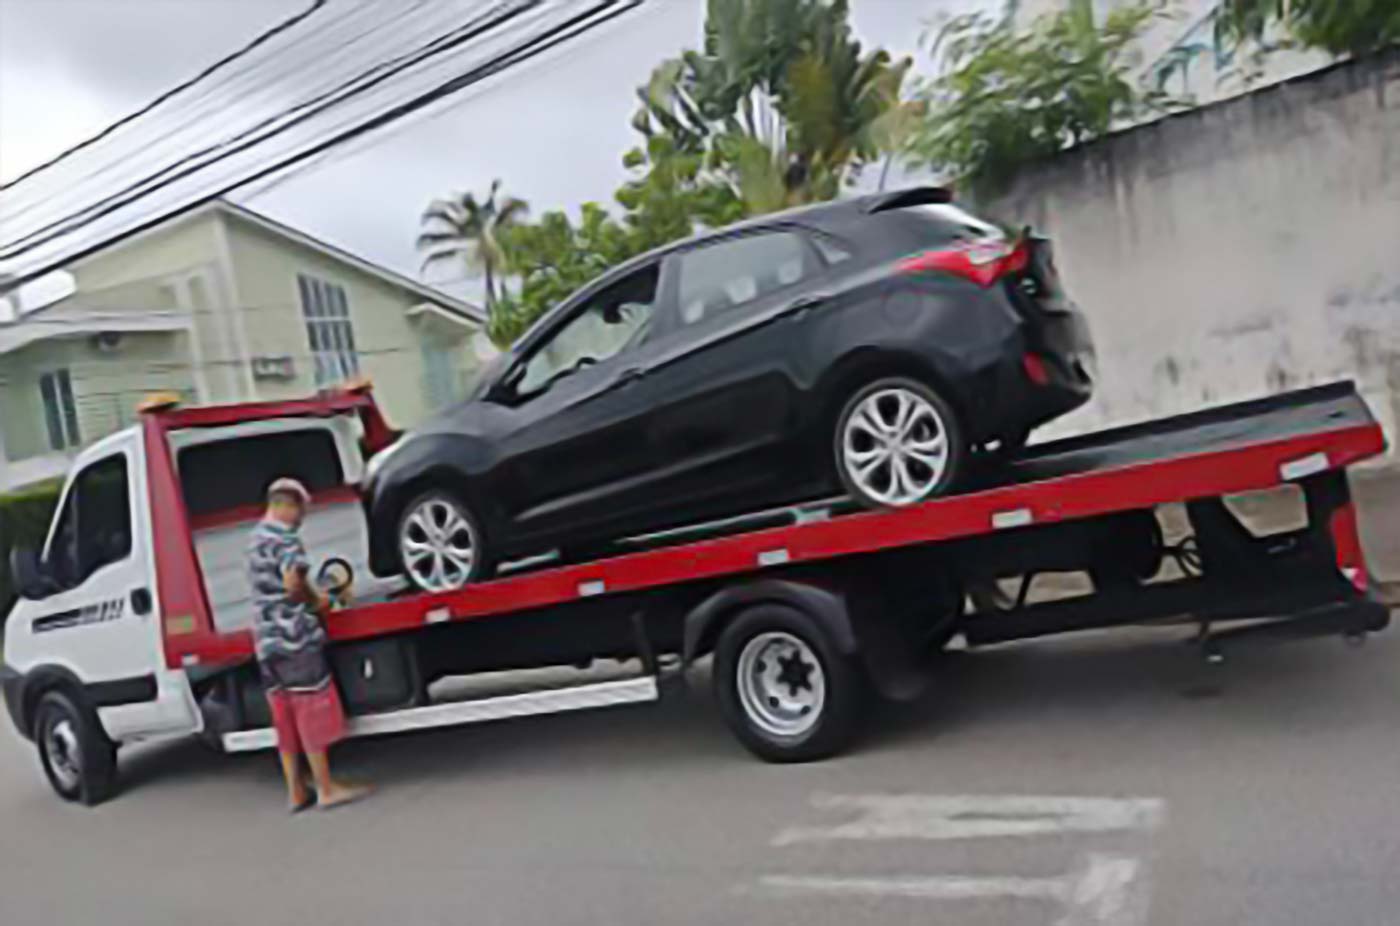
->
xmin=987 ymin=50 xmax=1400 ymax=453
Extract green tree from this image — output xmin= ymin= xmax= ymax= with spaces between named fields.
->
xmin=1215 ymin=0 xmax=1400 ymax=58
xmin=633 ymin=0 xmax=915 ymax=213
xmin=416 ymin=180 xmax=528 ymax=318
xmin=908 ymin=0 xmax=1173 ymax=198
xmin=490 ymin=203 xmax=634 ymax=347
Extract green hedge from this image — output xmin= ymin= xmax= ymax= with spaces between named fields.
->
xmin=0 ymin=480 xmax=62 ymax=624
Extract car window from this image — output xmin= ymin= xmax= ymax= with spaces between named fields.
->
xmin=178 ymin=429 xmax=344 ymax=518
xmin=47 ymin=454 xmax=131 ymax=588
xmin=515 ymin=264 xmax=658 ymax=396
xmin=810 ymin=232 xmax=855 ymax=266
xmin=674 ymin=231 xmax=811 ymax=326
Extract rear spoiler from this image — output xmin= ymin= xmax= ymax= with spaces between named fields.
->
xmin=862 ymin=186 xmax=954 ymax=213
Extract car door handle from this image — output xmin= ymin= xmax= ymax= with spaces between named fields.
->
xmin=611 ymin=367 xmax=647 ymax=390
xmin=784 ymin=292 xmax=828 ymax=318
xmin=130 ymin=587 xmax=153 ymax=616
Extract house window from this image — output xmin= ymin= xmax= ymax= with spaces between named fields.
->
xmin=39 ymin=369 xmax=80 ymax=451
xmin=422 ymin=342 xmax=465 ymax=410
xmin=297 ymin=274 xmax=360 ymax=387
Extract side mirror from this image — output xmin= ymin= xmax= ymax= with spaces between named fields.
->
xmin=9 ymin=546 xmax=51 ymax=601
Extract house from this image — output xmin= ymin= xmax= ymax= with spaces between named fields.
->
xmin=0 ymin=201 xmax=485 ymax=491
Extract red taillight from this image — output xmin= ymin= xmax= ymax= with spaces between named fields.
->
xmin=898 ymin=239 xmax=1029 ymax=287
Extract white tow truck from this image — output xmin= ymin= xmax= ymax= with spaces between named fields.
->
xmin=1 ymin=382 xmax=1389 ymax=804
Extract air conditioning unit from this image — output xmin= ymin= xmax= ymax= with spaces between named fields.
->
xmin=91 ymin=331 xmax=123 ymax=354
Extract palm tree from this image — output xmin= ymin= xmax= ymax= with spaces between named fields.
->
xmin=631 ymin=0 xmax=914 ymax=215
xmin=417 ymin=180 xmax=528 ymax=317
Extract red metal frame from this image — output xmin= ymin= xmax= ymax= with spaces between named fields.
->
xmin=142 ymin=384 xmax=1386 ymax=669
xmin=142 ymin=387 xmax=395 ymax=668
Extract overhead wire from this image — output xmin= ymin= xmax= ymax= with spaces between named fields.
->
xmin=0 ymin=0 xmax=330 ymax=191
xmin=0 ymin=0 xmax=401 ymax=218
xmin=1 ymin=0 xmax=531 ymax=252
xmin=0 ymin=0 xmax=647 ymax=286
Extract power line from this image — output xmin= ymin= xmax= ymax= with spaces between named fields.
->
xmin=0 ymin=1 xmax=647 ymax=285
xmin=0 ymin=0 xmax=399 ymax=218
xmin=0 ymin=1 xmax=530 ymax=255
xmin=0 ymin=0 xmax=330 ymax=191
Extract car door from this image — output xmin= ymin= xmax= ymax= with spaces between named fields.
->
xmin=488 ymin=260 xmax=672 ymax=545
xmin=629 ymin=228 xmax=830 ymax=525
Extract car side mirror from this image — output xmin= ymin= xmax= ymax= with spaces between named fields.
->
xmin=9 ymin=546 xmax=53 ymax=601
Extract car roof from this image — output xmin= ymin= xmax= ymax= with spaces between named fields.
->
xmin=630 ymin=186 xmax=952 ymax=265
xmin=510 ymin=186 xmax=952 ymax=352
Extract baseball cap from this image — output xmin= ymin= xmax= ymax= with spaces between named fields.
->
xmin=266 ymin=477 xmax=311 ymax=505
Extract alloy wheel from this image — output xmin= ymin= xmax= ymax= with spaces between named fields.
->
xmin=841 ymin=386 xmax=951 ymax=505
xmin=400 ymin=495 xmax=478 ymax=592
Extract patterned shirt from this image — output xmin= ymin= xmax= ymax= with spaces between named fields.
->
xmin=247 ymin=518 xmax=327 ymax=664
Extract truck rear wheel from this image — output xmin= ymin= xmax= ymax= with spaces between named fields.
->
xmin=714 ymin=605 xmax=865 ymax=763
xmin=35 ymin=690 xmax=117 ymax=806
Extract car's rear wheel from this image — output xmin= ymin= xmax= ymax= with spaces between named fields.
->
xmin=397 ymin=490 xmax=489 ymax=592
xmin=835 ymin=377 xmax=964 ymax=508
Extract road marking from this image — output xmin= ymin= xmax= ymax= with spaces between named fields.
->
xmin=774 ymin=794 xmax=1165 ymax=845
xmin=759 ymin=853 xmax=1149 ymax=926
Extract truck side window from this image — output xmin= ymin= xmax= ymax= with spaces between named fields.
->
xmin=47 ymin=455 xmax=132 ymax=588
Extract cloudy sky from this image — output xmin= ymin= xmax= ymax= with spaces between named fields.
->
xmin=0 ymin=0 xmax=988 ymax=300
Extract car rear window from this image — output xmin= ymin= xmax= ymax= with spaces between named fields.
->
xmin=178 ymin=429 xmax=344 ymax=517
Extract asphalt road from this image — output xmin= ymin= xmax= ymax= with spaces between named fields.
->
xmin=1 ymin=478 xmax=1398 ymax=926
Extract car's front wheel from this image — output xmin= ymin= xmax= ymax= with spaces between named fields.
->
xmin=397 ymin=490 xmax=489 ymax=592
xmin=835 ymin=377 xmax=964 ymax=508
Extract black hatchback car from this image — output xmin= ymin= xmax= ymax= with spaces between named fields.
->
xmin=364 ymin=187 xmax=1094 ymax=591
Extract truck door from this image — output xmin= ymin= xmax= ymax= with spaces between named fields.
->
xmin=15 ymin=435 xmax=199 ymax=740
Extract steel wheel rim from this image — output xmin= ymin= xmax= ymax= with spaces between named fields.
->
xmin=401 ymin=497 xmax=477 ymax=592
xmin=45 ymin=718 xmax=82 ymax=791
xmin=842 ymin=386 xmax=949 ymax=505
xmin=735 ymin=631 xmax=826 ymax=738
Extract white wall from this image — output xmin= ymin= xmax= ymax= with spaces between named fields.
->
xmin=987 ymin=50 xmax=1400 ymax=453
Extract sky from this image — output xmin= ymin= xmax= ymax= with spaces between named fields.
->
xmin=0 ymin=0 xmax=991 ymax=301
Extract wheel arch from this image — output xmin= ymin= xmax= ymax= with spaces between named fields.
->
xmin=814 ymin=348 xmax=970 ymax=442
xmin=372 ymin=463 xmax=489 ymax=574
xmin=14 ymin=665 xmax=91 ymax=741
xmin=682 ymin=578 xmax=858 ymax=668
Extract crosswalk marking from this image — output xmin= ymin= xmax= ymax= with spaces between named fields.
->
xmin=749 ymin=794 xmax=1164 ymax=925
xmin=774 ymin=794 xmax=1165 ymax=846
xmin=759 ymin=853 xmax=1146 ymax=926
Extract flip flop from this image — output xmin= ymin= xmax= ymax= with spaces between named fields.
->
xmin=288 ymin=793 xmax=317 ymax=815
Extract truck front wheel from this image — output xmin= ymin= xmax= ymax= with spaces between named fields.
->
xmin=35 ymin=690 xmax=117 ymax=805
xmin=714 ymin=605 xmax=866 ymax=763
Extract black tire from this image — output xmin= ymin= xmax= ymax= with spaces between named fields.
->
xmin=834 ymin=377 xmax=966 ymax=509
xmin=34 ymin=690 xmax=117 ymax=806
xmin=395 ymin=489 xmax=492 ymax=592
xmin=713 ymin=605 xmax=867 ymax=763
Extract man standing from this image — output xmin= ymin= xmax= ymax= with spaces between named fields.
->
xmin=247 ymin=477 xmax=370 ymax=812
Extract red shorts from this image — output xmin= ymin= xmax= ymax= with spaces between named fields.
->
xmin=267 ymin=683 xmax=346 ymax=755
